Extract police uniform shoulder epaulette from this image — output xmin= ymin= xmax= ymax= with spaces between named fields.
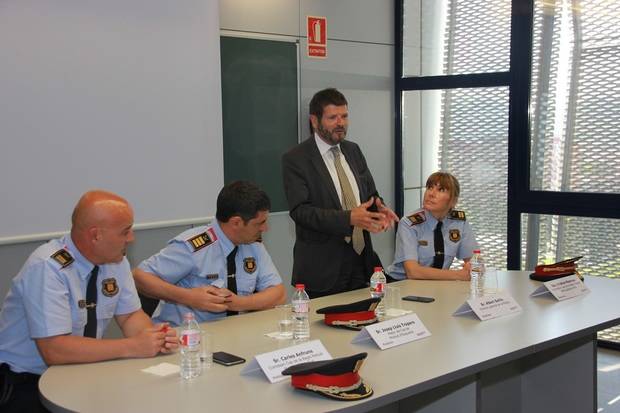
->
xmin=187 ymin=231 xmax=214 ymax=252
xmin=407 ymin=211 xmax=426 ymax=226
xmin=50 ymin=249 xmax=74 ymax=268
xmin=449 ymin=210 xmax=466 ymax=221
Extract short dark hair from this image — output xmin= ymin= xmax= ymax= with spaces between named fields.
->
xmin=308 ymin=88 xmax=348 ymax=134
xmin=216 ymin=181 xmax=271 ymax=223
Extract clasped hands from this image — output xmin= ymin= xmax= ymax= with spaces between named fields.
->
xmin=350 ymin=197 xmax=399 ymax=233
xmin=188 ymin=285 xmax=241 ymax=313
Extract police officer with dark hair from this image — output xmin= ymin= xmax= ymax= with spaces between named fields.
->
xmin=133 ymin=181 xmax=286 ymax=326
xmin=282 ymin=88 xmax=399 ymax=298
xmin=0 ymin=191 xmax=178 ymax=412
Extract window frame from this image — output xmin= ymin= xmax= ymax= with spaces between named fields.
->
xmin=395 ymin=0 xmax=620 ymax=270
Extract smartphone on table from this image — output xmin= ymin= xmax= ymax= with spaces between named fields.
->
xmin=213 ymin=351 xmax=246 ymax=366
xmin=402 ymin=295 xmax=435 ymax=303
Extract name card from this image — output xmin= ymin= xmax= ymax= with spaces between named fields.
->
xmin=351 ymin=313 xmax=431 ymax=350
xmin=453 ymin=293 xmax=522 ymax=321
xmin=531 ymin=274 xmax=590 ymax=301
xmin=241 ymin=339 xmax=331 ymax=383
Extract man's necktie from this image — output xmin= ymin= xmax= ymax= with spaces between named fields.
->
xmin=226 ymin=246 xmax=239 ymax=316
xmin=331 ymin=146 xmax=365 ymax=255
xmin=83 ymin=265 xmax=99 ymax=338
xmin=432 ymin=221 xmax=445 ymax=269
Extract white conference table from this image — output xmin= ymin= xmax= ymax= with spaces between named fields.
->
xmin=40 ymin=272 xmax=620 ymax=413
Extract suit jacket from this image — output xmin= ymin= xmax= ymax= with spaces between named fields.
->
xmin=281 ymin=137 xmax=382 ymax=293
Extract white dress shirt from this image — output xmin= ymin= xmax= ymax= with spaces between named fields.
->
xmin=314 ymin=133 xmax=361 ymax=207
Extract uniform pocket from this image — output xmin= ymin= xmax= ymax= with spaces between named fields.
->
xmin=70 ymin=304 xmax=87 ymax=331
xmin=97 ymin=299 xmax=118 ymax=324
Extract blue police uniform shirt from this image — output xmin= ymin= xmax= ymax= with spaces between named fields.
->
xmin=0 ymin=235 xmax=141 ymax=375
xmin=138 ymin=220 xmax=283 ymax=326
xmin=388 ymin=209 xmax=478 ymax=280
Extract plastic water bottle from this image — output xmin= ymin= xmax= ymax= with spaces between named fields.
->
xmin=369 ymin=267 xmax=386 ymax=318
xmin=470 ymin=250 xmax=485 ymax=298
xmin=292 ymin=284 xmax=310 ymax=340
xmin=179 ymin=312 xmax=202 ymax=379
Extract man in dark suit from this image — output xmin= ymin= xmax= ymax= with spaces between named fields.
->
xmin=282 ymin=88 xmax=398 ymax=298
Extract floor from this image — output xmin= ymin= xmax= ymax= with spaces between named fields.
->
xmin=598 ymin=347 xmax=620 ymax=412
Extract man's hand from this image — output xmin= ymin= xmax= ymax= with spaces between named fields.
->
xmin=128 ymin=326 xmax=170 ymax=358
xmin=156 ymin=323 xmax=179 ymax=353
xmin=223 ymin=291 xmax=246 ymax=312
xmin=350 ymin=197 xmax=390 ymax=233
xmin=374 ymin=198 xmax=399 ymax=230
xmin=186 ymin=285 xmax=230 ymax=312
xmin=456 ymin=261 xmax=472 ymax=281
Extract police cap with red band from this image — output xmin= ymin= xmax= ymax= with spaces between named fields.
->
xmin=529 ymin=256 xmax=583 ymax=282
xmin=281 ymin=352 xmax=373 ymax=401
xmin=316 ymin=298 xmax=380 ymax=330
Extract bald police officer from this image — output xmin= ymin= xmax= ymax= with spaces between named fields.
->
xmin=0 ymin=190 xmax=177 ymax=413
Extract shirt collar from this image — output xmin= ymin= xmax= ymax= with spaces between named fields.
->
xmin=61 ymin=234 xmax=97 ymax=280
xmin=211 ymin=220 xmax=236 ymax=256
xmin=314 ymin=133 xmax=341 ymax=157
xmin=422 ymin=209 xmax=441 ymax=228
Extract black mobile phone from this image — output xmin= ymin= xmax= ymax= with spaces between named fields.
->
xmin=402 ymin=295 xmax=435 ymax=303
xmin=213 ymin=351 xmax=246 ymax=366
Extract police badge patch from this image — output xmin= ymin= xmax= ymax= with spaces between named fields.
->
xmin=449 ymin=229 xmax=461 ymax=242
xmin=51 ymin=249 xmax=74 ymax=268
xmin=407 ymin=212 xmax=426 ymax=226
xmin=243 ymin=257 xmax=257 ymax=274
xmin=449 ymin=210 xmax=466 ymax=221
xmin=101 ymin=278 xmax=119 ymax=297
xmin=187 ymin=232 xmax=213 ymax=252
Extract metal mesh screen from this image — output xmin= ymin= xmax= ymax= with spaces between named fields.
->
xmin=439 ymin=0 xmax=511 ymax=269
xmin=438 ymin=89 xmax=509 ymax=270
xmin=522 ymin=214 xmax=620 ymax=279
xmin=402 ymin=0 xmax=619 ymax=277
xmin=528 ymin=0 xmax=620 ymax=278
xmin=443 ymin=0 xmax=511 ymax=74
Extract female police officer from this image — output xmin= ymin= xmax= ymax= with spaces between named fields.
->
xmin=387 ymin=172 xmax=478 ymax=281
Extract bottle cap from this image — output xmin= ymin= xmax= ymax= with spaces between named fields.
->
xmin=373 ymin=267 xmax=383 ymax=273
xmin=183 ymin=312 xmax=194 ymax=320
xmin=473 ymin=249 xmax=481 ymax=254
xmin=295 ymin=283 xmax=305 ymax=289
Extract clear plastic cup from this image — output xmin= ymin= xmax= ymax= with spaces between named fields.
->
xmin=275 ymin=304 xmax=293 ymax=339
xmin=200 ymin=331 xmax=213 ymax=368
xmin=483 ymin=267 xmax=498 ymax=295
xmin=386 ymin=286 xmax=402 ymax=310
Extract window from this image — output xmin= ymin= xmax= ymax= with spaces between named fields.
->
xmin=399 ymin=0 xmax=511 ymax=268
xmin=397 ymin=0 xmax=620 ymax=350
xmin=526 ymin=0 xmax=620 ymax=278
xmin=522 ymin=214 xmax=620 ymax=278
xmin=530 ymin=0 xmax=620 ymax=194
xmin=402 ymin=0 xmax=511 ymax=77
xmin=398 ymin=0 xmax=620 ymax=274
xmin=403 ymin=88 xmax=509 ymax=269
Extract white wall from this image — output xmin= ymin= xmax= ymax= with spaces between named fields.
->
xmin=0 ymin=0 xmax=223 ymax=242
xmin=0 ymin=1 xmax=395 ymax=309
